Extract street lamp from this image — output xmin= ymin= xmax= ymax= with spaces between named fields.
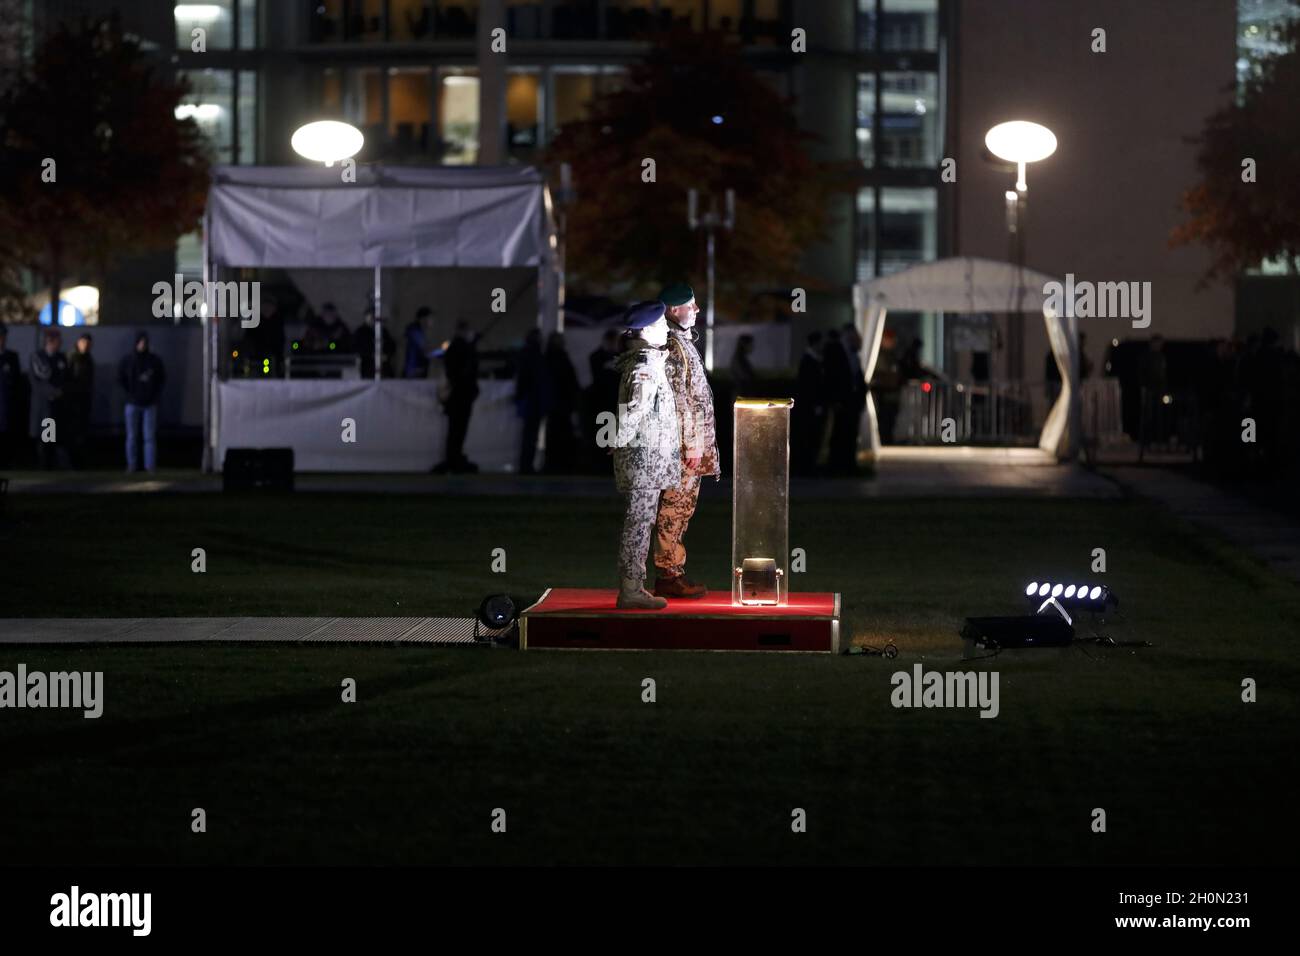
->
xmin=291 ymin=120 xmax=364 ymax=167
xmin=687 ymin=188 xmax=735 ymax=373
xmin=984 ymin=120 xmax=1057 ymax=192
xmin=985 ymin=120 xmax=1056 ymax=401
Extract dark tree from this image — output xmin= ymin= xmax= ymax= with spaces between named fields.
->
xmin=0 ymin=16 xmax=211 ymax=322
xmin=544 ymin=30 xmax=852 ymax=305
xmin=1172 ymin=19 xmax=1300 ymax=281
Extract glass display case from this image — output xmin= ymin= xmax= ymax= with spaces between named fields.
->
xmin=732 ymin=398 xmax=793 ymax=606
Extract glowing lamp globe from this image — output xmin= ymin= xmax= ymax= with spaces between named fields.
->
xmin=984 ymin=121 xmax=1057 ymax=190
xmin=291 ymin=120 xmax=364 ymax=167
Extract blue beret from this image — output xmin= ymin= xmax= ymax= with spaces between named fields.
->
xmin=623 ymin=300 xmax=666 ymax=330
xmin=658 ymin=282 xmax=695 ymax=308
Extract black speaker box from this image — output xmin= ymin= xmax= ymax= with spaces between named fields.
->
xmin=222 ymin=448 xmax=295 ymax=492
xmin=961 ymin=615 xmax=1074 ymax=649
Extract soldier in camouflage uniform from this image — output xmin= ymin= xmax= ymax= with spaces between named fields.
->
xmin=612 ymin=301 xmax=681 ymax=610
xmin=652 ymin=282 xmax=720 ymax=599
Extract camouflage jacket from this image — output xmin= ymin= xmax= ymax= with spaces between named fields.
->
xmin=664 ymin=323 xmax=721 ymax=478
xmin=612 ymin=341 xmax=682 ymax=493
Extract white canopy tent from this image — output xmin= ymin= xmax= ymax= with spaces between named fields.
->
xmin=201 ymin=164 xmax=560 ymax=472
xmin=853 ymin=257 xmax=1080 ymax=461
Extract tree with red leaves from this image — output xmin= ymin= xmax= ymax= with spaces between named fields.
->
xmin=0 ymin=16 xmax=211 ymax=323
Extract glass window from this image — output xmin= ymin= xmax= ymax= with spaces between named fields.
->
xmin=551 ymin=66 xmax=625 ymax=135
xmin=238 ymin=0 xmax=257 ymax=49
xmin=343 ymin=68 xmax=385 ymax=149
xmin=658 ymin=0 xmax=703 ymax=31
xmin=321 ymin=68 xmax=343 ymax=113
xmin=856 ymin=189 xmax=876 ymax=282
xmin=508 ymin=0 xmax=545 ymax=39
xmin=879 ymin=187 xmax=936 ymax=275
xmin=437 ymin=0 xmax=479 ymax=38
xmin=238 ymin=71 xmax=257 ymax=164
xmin=391 ymin=0 xmax=435 ymax=40
xmin=178 ymin=69 xmax=234 ymax=163
xmin=506 ymin=69 xmax=541 ymax=154
xmin=175 ymin=1 xmax=233 ymax=50
xmin=709 ymin=0 xmax=742 ymax=32
xmin=439 ymin=69 xmax=480 ymax=164
xmin=856 ymin=73 xmax=875 ymax=166
xmin=389 ymin=67 xmax=433 ymax=155
xmin=605 ymin=0 xmax=654 ymax=39
xmin=856 ymin=0 xmax=876 ymax=51
xmin=879 ymin=71 xmax=938 ymax=167
xmin=345 ymin=0 xmax=385 ymax=41
xmin=552 ymin=0 xmax=598 ymax=39
xmin=311 ymin=0 xmax=344 ymax=42
xmin=881 ymin=0 xmax=938 ymax=52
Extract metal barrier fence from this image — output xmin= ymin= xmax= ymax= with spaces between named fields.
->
xmin=895 ymin=378 xmax=1127 ymax=447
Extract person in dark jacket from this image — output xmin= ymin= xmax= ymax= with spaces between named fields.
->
xmin=30 ymin=327 xmax=70 ymax=469
xmin=353 ymin=308 xmax=395 ymax=378
xmin=544 ymin=332 xmax=580 ymax=473
xmin=792 ymin=331 xmax=826 ymax=475
xmin=65 ymin=333 xmax=95 ymax=468
xmin=403 ymin=306 xmax=435 ymax=379
xmin=514 ymin=328 xmax=551 ymax=474
xmin=433 ymin=320 xmax=480 ymax=473
xmin=118 ymin=331 xmax=166 ymax=473
xmin=0 ymin=322 xmax=22 ymax=468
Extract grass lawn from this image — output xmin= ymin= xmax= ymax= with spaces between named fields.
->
xmin=1 ymin=487 xmax=1297 ymax=865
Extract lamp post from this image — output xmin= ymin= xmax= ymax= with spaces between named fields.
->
xmin=553 ymin=162 xmax=576 ymax=334
xmin=687 ymin=188 xmax=735 ymax=373
xmin=291 ymin=120 xmax=364 ymax=167
xmin=984 ymin=120 xmax=1056 ymax=385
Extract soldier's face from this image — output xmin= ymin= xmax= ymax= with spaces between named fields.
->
xmin=671 ymin=299 xmax=700 ymax=328
xmin=641 ymin=318 xmax=669 ymax=347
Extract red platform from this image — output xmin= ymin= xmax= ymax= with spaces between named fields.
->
xmin=520 ymin=588 xmax=840 ymax=652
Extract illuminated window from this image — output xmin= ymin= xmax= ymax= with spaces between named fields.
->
xmin=879 ymin=187 xmax=936 ymax=276
xmin=178 ymin=69 xmax=234 ymax=163
xmin=881 ymin=0 xmax=938 ymax=52
xmin=439 ymin=69 xmax=480 ymax=164
xmin=506 ymin=69 xmax=541 ymax=154
xmin=176 ymin=1 xmax=233 ymax=49
xmin=238 ymin=71 xmax=257 ymax=163
xmin=856 ymin=73 xmax=875 ymax=165
xmin=879 ymin=72 xmax=938 ymax=167
xmin=389 ymin=67 xmax=433 ymax=155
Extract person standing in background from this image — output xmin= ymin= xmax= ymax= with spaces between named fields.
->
xmin=792 ymin=331 xmax=825 ymax=475
xmin=30 ymin=328 xmax=70 ymax=469
xmin=514 ymin=328 xmax=551 ymax=475
xmin=65 ymin=333 xmax=95 ymax=468
xmin=118 ymin=331 xmax=166 ymax=473
xmin=404 ymin=307 xmax=435 ymax=378
xmin=544 ymin=332 xmax=580 ymax=473
xmin=0 ymin=323 xmax=21 ymax=468
xmin=433 ymin=320 xmax=481 ymax=474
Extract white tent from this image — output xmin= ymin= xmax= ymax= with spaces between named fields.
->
xmin=200 ymin=165 xmax=560 ymax=472
xmin=854 ymin=257 xmax=1080 ymax=461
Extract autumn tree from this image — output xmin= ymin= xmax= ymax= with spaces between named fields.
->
xmin=0 ymin=16 xmax=210 ymax=323
xmin=544 ymin=30 xmax=851 ymax=308
xmin=1172 ymin=18 xmax=1300 ymax=281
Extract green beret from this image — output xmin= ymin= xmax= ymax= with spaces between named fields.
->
xmin=658 ymin=282 xmax=695 ymax=308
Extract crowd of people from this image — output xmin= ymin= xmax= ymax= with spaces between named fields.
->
xmin=0 ymin=324 xmax=167 ymax=472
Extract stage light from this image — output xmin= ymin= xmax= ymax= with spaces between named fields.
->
xmin=1022 ymin=580 xmax=1118 ymax=611
xmin=1037 ymin=583 xmax=1050 ymax=597
xmin=477 ymin=594 xmax=517 ymax=630
xmin=1025 ymin=582 xmax=1038 ymax=596
xmin=1064 ymin=585 xmax=1076 ymax=598
xmin=292 ymin=120 xmax=364 ymax=167
xmin=1051 ymin=583 xmax=1063 ymax=597
xmin=1089 ymin=586 xmax=1102 ymax=600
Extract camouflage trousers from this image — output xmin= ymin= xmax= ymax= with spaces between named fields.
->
xmin=654 ymin=475 xmax=702 ymax=578
xmin=619 ymin=489 xmax=662 ymax=587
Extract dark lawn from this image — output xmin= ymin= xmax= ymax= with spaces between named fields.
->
xmin=0 ymin=488 xmax=1297 ymax=865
